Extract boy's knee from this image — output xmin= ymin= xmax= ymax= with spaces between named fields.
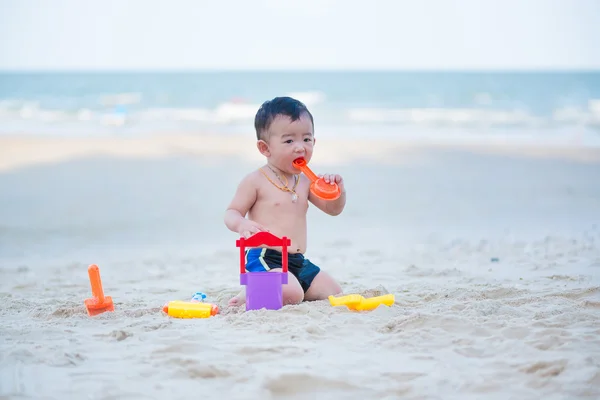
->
xmin=330 ymin=279 xmax=342 ymax=295
xmin=304 ymin=271 xmax=342 ymax=301
xmin=270 ymin=268 xmax=304 ymax=305
xmin=283 ymin=284 xmax=304 ymax=305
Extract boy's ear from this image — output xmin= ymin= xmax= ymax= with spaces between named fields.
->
xmin=313 ymin=137 xmax=316 ymax=146
xmin=257 ymin=140 xmax=270 ymax=157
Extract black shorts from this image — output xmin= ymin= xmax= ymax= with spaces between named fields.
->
xmin=245 ymin=248 xmax=321 ymax=293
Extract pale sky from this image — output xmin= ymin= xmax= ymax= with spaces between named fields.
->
xmin=1 ymin=0 xmax=599 ymax=70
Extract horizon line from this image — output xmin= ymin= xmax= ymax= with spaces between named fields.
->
xmin=1 ymin=67 xmax=599 ymax=73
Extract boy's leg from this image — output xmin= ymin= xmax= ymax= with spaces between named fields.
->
xmin=303 ymin=270 xmax=342 ymax=301
xmin=228 ymin=268 xmax=305 ymax=307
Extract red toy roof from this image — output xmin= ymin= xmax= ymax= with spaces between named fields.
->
xmin=236 ymin=231 xmax=291 ymax=248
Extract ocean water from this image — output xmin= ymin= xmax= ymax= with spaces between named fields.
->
xmin=1 ymin=71 xmax=599 ymax=145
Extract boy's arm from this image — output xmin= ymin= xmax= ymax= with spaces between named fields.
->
xmin=308 ymin=174 xmax=346 ymax=216
xmin=224 ymin=173 xmax=260 ymax=233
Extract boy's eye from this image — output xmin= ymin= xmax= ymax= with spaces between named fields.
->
xmin=284 ymin=139 xmax=293 ymax=144
xmin=304 ymin=138 xmax=312 ymax=142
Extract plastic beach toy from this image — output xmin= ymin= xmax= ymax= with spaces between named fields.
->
xmin=162 ymin=301 xmax=219 ymax=319
xmin=237 ymin=231 xmax=289 ymax=311
xmin=292 ymin=157 xmax=341 ymax=201
xmin=328 ymin=293 xmax=395 ymax=311
xmin=84 ymin=264 xmax=115 ymax=316
xmin=190 ymin=291 xmax=207 ymax=303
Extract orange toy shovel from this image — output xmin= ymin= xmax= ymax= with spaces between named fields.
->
xmin=292 ymin=157 xmax=341 ymax=201
xmin=84 ymin=264 xmax=114 ymax=316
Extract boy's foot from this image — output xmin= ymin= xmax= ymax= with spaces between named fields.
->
xmin=228 ymin=290 xmax=246 ymax=307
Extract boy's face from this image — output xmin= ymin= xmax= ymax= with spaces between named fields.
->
xmin=257 ymin=113 xmax=315 ymax=174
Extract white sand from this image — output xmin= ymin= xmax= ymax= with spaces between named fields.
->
xmin=0 ymin=134 xmax=599 ymax=400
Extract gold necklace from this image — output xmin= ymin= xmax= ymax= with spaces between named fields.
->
xmin=259 ymin=166 xmax=299 ymax=202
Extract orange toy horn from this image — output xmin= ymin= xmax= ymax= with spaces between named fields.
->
xmin=84 ymin=264 xmax=115 ymax=316
xmin=292 ymin=157 xmax=341 ymax=201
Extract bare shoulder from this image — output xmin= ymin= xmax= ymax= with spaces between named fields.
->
xmin=239 ymin=169 xmax=263 ymax=187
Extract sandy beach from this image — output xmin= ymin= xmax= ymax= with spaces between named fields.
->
xmin=1 ymin=134 xmax=599 ymax=400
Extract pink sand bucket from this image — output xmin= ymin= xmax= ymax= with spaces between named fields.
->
xmin=236 ymin=232 xmax=290 ymax=311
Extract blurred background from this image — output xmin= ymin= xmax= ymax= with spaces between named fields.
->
xmin=1 ymin=0 xmax=599 ymax=144
xmin=1 ymin=0 xmax=600 ymax=262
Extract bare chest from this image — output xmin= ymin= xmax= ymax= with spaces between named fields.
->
xmin=255 ymin=179 xmax=310 ymax=213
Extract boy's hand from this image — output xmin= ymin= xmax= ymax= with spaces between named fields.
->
xmin=320 ymin=173 xmax=345 ymax=192
xmin=238 ymin=219 xmax=268 ymax=238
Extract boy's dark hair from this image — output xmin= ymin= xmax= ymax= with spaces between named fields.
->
xmin=254 ymin=96 xmax=314 ymax=140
